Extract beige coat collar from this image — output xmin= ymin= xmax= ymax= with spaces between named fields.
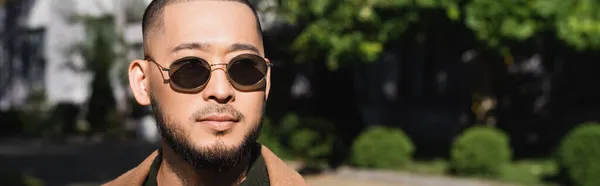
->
xmin=102 ymin=146 xmax=307 ymax=186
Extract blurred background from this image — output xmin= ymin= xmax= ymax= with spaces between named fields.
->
xmin=2 ymin=0 xmax=600 ymax=185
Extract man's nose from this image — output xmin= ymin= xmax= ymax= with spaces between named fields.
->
xmin=201 ymin=64 xmax=234 ymax=103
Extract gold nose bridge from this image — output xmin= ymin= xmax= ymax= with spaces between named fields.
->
xmin=210 ymin=63 xmax=228 ymax=67
xmin=209 ymin=63 xmax=228 ymax=72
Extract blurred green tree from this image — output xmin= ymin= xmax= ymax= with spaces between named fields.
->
xmin=549 ymin=0 xmax=600 ymax=51
xmin=70 ymin=15 xmax=128 ymax=137
xmin=273 ymin=0 xmax=600 ymax=68
xmin=271 ymin=1 xmax=600 ymax=145
xmin=275 ymin=0 xmax=461 ymax=70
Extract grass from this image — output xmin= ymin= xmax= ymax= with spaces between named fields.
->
xmin=398 ymin=159 xmax=559 ymax=186
xmin=498 ymin=159 xmax=559 ymax=186
xmin=403 ymin=159 xmax=449 ymax=176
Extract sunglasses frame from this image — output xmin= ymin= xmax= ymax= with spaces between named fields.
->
xmin=145 ymin=53 xmax=272 ymax=93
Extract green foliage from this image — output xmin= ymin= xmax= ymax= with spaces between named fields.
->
xmin=274 ymin=0 xmax=600 ymax=70
xmin=72 ymin=15 xmax=125 ymax=73
xmin=277 ymin=0 xmax=415 ymax=70
xmin=450 ymin=126 xmax=512 ymax=177
xmin=280 ymin=113 xmax=335 ymax=166
xmin=558 ymin=122 xmax=600 ymax=186
xmin=274 ymin=0 xmax=465 ymax=70
xmin=552 ymin=0 xmax=600 ymax=51
xmin=462 ymin=0 xmax=600 ymax=51
xmin=278 ymin=112 xmax=301 ymax=136
xmin=464 ymin=0 xmax=542 ymax=48
xmin=257 ymin=117 xmax=292 ymax=159
xmin=71 ymin=15 xmax=127 ymax=135
xmin=259 ymin=113 xmax=335 ymax=164
xmin=289 ymin=128 xmax=332 ymax=163
xmin=350 ymin=126 xmax=414 ymax=170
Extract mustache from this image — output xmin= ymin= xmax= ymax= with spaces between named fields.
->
xmin=190 ymin=104 xmax=244 ymax=121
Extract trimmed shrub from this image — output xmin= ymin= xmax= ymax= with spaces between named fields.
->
xmin=558 ymin=123 xmax=600 ymax=186
xmin=351 ymin=126 xmax=414 ymax=169
xmin=450 ymin=126 xmax=512 ymax=177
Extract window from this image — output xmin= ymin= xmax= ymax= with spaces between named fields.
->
xmin=20 ymin=28 xmax=46 ymax=89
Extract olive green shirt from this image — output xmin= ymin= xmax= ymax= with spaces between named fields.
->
xmin=142 ymin=146 xmax=270 ymax=186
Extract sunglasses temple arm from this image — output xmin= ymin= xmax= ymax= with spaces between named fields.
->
xmin=145 ymin=57 xmax=171 ymax=72
xmin=154 ymin=62 xmax=170 ymax=71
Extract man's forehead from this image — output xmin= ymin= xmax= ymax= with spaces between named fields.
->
xmin=162 ymin=1 xmax=255 ymax=22
xmin=151 ymin=1 xmax=263 ymax=55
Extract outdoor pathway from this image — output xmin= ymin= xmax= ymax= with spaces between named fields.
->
xmin=0 ymin=138 xmax=518 ymax=186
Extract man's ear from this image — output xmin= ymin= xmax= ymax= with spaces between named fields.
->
xmin=264 ymin=58 xmax=271 ymax=101
xmin=129 ymin=59 xmax=151 ymax=106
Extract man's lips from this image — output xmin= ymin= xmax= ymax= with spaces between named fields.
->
xmin=198 ymin=114 xmax=239 ymax=131
xmin=199 ymin=114 xmax=238 ymax=122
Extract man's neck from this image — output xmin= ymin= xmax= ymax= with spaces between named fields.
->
xmin=156 ymin=145 xmax=252 ymax=186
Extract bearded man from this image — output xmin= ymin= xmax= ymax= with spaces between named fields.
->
xmin=103 ymin=0 xmax=306 ymax=185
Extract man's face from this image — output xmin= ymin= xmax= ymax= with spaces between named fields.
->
xmin=134 ymin=1 xmax=269 ymax=170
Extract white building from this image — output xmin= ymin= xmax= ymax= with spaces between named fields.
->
xmin=0 ymin=0 xmax=153 ymax=140
xmin=1 ymin=0 xmax=146 ymax=109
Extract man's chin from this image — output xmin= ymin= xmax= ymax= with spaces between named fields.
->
xmin=192 ymin=137 xmax=245 ymax=149
xmin=191 ymin=141 xmax=244 ymax=157
xmin=163 ymin=132 xmax=257 ymax=172
xmin=158 ymin=123 xmax=260 ymax=172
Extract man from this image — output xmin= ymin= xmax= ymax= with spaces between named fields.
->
xmin=104 ymin=0 xmax=306 ymax=185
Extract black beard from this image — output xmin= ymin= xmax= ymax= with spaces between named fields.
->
xmin=150 ymin=97 xmax=262 ymax=173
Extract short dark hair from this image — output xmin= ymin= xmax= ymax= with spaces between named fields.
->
xmin=142 ymin=0 xmax=262 ymax=47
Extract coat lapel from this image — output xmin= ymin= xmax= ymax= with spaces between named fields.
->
xmin=261 ymin=146 xmax=307 ymax=186
xmin=102 ymin=146 xmax=307 ymax=186
xmin=103 ymin=150 xmax=159 ymax=186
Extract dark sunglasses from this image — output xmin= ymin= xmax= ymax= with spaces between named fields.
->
xmin=145 ymin=54 xmax=272 ymax=92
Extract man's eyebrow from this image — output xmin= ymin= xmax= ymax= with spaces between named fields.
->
xmin=171 ymin=42 xmax=211 ymax=53
xmin=228 ymin=43 xmax=260 ymax=54
xmin=171 ymin=42 xmax=260 ymax=54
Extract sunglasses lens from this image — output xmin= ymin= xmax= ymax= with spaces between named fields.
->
xmin=170 ymin=59 xmax=210 ymax=89
xmin=228 ymin=58 xmax=266 ymax=86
